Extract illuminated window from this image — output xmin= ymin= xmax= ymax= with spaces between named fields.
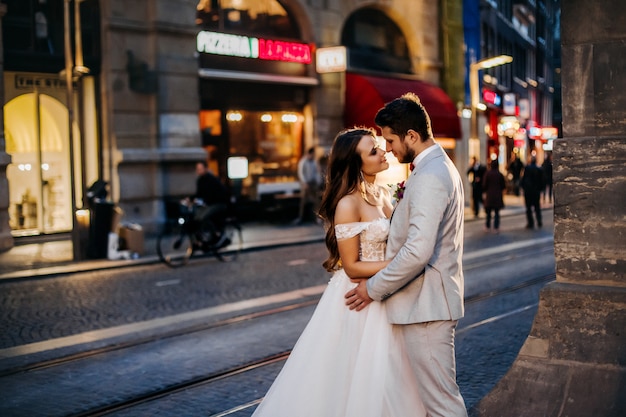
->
xmin=199 ymin=109 xmax=223 ymax=135
xmin=196 ymin=0 xmax=300 ymax=39
xmin=226 ymin=110 xmax=303 ymax=182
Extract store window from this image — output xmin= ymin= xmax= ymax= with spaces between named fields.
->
xmin=2 ymin=0 xmax=101 ymax=74
xmin=200 ymin=108 xmax=304 ymax=200
xmin=196 ymin=1 xmax=311 ymax=209
xmin=223 ymin=109 xmax=303 ymax=200
xmin=196 ymin=0 xmax=300 ymax=39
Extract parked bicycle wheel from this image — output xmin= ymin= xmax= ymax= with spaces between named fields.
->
xmin=157 ymin=223 xmax=194 ymax=267
xmin=212 ymin=218 xmax=243 ymax=262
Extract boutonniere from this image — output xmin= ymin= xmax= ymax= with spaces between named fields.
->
xmin=389 ymin=181 xmax=406 ymax=202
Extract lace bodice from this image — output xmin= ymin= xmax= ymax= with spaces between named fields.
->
xmin=335 ymin=218 xmax=389 ymax=261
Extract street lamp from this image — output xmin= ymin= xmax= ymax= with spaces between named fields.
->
xmin=469 ymin=55 xmax=513 ymax=159
xmin=64 ymin=0 xmax=90 ymax=261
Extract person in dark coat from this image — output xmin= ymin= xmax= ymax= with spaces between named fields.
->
xmin=507 ymin=155 xmax=524 ymax=196
xmin=467 ymin=156 xmax=487 ymax=217
xmin=541 ymin=153 xmax=553 ymax=203
xmin=520 ymin=156 xmax=545 ymax=229
xmin=482 ymin=159 xmax=506 ymax=233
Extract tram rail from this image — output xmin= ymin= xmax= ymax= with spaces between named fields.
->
xmin=0 ymin=268 xmax=554 ymax=379
xmin=71 ymin=352 xmax=290 ymax=417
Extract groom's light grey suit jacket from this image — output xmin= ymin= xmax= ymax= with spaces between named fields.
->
xmin=367 ymin=144 xmax=465 ymax=324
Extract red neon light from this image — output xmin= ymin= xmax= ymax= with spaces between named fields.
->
xmin=483 ymin=90 xmax=497 ymax=104
xmin=258 ymin=38 xmax=312 ymax=64
xmin=483 ymin=90 xmax=502 ymax=106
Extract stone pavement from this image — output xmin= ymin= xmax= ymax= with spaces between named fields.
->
xmin=0 ymin=194 xmax=555 ymax=416
xmin=0 ymin=220 xmax=328 ymax=280
xmin=0 ymin=194 xmax=539 ymax=280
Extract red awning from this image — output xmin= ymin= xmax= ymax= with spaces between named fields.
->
xmin=344 ymin=72 xmax=462 ymax=139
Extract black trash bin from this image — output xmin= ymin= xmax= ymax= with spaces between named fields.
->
xmin=86 ymin=181 xmax=114 ymax=259
xmin=86 ymin=180 xmax=108 ymax=206
xmin=88 ymin=200 xmax=115 ymax=259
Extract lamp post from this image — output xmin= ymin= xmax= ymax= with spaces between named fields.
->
xmin=62 ymin=0 xmax=81 ymax=260
xmin=469 ymin=55 xmax=513 ymax=159
xmin=64 ymin=0 xmax=90 ymax=260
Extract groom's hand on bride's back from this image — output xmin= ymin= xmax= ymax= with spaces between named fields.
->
xmin=345 ymin=280 xmax=373 ymax=311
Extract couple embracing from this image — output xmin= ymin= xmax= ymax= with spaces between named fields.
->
xmin=253 ymin=93 xmax=467 ymax=417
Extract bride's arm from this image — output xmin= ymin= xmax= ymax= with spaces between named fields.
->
xmin=337 ymin=239 xmax=390 ymax=280
xmin=334 ymin=196 xmax=390 ymax=280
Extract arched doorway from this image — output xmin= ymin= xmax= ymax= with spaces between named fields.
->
xmin=341 ymin=7 xmax=462 ymax=170
xmin=195 ymin=0 xmax=317 ymax=219
xmin=5 ymin=93 xmax=72 ymax=234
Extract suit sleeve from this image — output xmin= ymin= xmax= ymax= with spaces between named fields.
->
xmin=367 ymin=170 xmax=448 ymax=301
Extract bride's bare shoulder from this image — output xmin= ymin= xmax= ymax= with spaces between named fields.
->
xmin=335 ymin=192 xmax=362 ymax=224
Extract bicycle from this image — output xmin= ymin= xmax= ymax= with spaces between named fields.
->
xmin=157 ymin=199 xmax=243 ymax=267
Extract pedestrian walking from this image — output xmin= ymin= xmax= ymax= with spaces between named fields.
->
xmin=542 ymin=153 xmax=553 ymax=203
xmin=520 ymin=156 xmax=544 ymax=229
xmin=294 ymin=147 xmax=322 ymax=224
xmin=508 ymin=155 xmax=524 ymax=196
xmin=482 ymin=159 xmax=506 ymax=233
xmin=467 ymin=156 xmax=486 ymax=217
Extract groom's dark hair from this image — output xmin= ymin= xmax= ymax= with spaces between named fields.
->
xmin=375 ymin=92 xmax=433 ymax=142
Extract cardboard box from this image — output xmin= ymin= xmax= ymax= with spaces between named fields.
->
xmin=111 ymin=207 xmax=124 ymax=233
xmin=118 ymin=224 xmax=144 ymax=255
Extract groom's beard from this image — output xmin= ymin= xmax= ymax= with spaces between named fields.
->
xmin=400 ymin=144 xmax=416 ymax=164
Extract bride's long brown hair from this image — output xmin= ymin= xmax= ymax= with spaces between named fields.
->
xmin=318 ymin=127 xmax=376 ymax=271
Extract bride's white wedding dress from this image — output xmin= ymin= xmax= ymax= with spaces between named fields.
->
xmin=252 ymin=218 xmax=426 ymax=417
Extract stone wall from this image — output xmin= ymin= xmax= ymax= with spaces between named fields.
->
xmin=99 ymin=0 xmax=204 ymax=233
xmin=0 ymin=3 xmax=11 ymax=252
xmin=474 ymin=1 xmax=626 ymax=415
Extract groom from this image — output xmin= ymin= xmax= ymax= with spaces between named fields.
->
xmin=345 ymin=93 xmax=467 ymax=417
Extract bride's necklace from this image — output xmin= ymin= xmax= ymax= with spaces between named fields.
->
xmin=360 ymin=172 xmax=382 ymax=205
xmin=362 ymin=179 xmax=380 ymax=199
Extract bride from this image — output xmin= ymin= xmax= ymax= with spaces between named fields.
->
xmin=251 ymin=128 xmax=426 ymax=417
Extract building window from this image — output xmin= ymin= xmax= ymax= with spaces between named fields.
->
xmin=2 ymin=0 xmax=101 ymax=73
xmin=220 ymin=109 xmax=304 ymax=201
xmin=341 ymin=8 xmax=411 ymax=74
xmin=196 ymin=0 xmax=300 ymax=39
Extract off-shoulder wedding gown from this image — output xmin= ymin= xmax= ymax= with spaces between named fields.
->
xmin=252 ymin=218 xmax=426 ymax=417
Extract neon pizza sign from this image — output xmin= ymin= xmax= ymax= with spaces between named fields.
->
xmin=197 ymin=31 xmax=312 ymax=64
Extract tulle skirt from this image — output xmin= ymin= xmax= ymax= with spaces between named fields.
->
xmin=252 ymin=269 xmax=426 ymax=417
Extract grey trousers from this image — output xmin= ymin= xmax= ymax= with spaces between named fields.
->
xmin=399 ymin=320 xmax=468 ymax=417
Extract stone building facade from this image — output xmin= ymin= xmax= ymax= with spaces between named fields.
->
xmin=0 ymin=0 xmax=464 ymax=253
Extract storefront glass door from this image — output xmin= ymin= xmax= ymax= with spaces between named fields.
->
xmin=4 ymin=92 xmax=72 ymax=235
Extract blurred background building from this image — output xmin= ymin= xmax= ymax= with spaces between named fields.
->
xmin=464 ymin=0 xmax=561 ymax=170
xmin=0 ymin=0 xmax=560 ymax=252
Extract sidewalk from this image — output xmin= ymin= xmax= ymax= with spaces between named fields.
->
xmin=0 ymin=194 xmax=536 ymax=281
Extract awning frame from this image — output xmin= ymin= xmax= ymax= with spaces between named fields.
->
xmin=344 ymin=71 xmax=462 ymax=139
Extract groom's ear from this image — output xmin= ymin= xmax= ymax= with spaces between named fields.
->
xmin=406 ymin=129 xmax=421 ymax=144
